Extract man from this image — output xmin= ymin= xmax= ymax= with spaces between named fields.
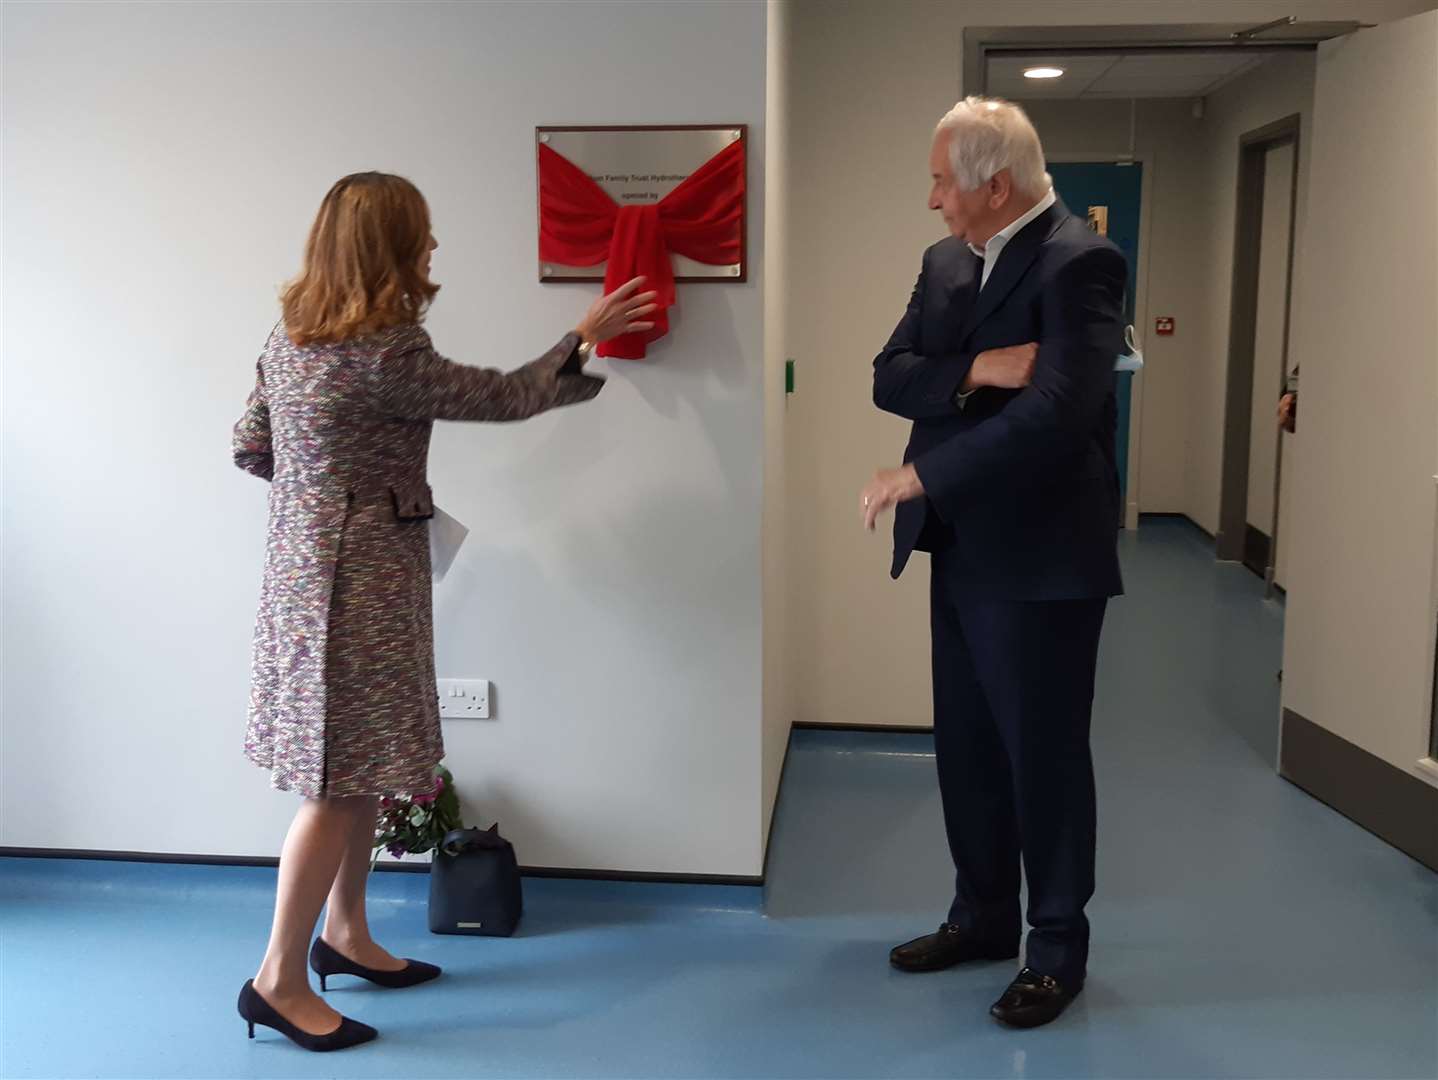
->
xmin=860 ymin=97 xmax=1126 ymax=1029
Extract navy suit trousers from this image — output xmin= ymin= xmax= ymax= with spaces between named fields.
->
xmin=930 ymin=547 xmax=1107 ymax=986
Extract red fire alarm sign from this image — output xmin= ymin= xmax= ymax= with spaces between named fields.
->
xmin=1156 ymin=317 xmax=1175 ymax=336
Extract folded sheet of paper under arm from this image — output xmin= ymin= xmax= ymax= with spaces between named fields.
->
xmin=1115 ymin=323 xmax=1143 ymax=372
xmin=429 ymin=506 xmax=469 ymax=583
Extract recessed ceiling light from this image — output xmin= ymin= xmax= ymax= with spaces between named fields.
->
xmin=1023 ymin=66 xmax=1065 ymax=80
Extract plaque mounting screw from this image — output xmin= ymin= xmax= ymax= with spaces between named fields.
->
xmin=542 ymin=265 xmax=553 ymax=276
xmin=539 ymin=133 xmax=550 ymax=144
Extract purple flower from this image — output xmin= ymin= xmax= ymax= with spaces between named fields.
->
xmin=380 ymin=797 xmax=392 ymax=808
xmin=387 ymin=845 xmax=405 ymax=858
xmin=433 ymin=774 xmax=445 ymax=793
xmin=413 ymin=792 xmax=435 ymax=805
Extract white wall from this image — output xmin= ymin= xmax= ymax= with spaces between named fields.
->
xmin=1 ymin=0 xmax=770 ymax=876
xmin=782 ymin=0 xmax=1435 ymax=730
xmin=762 ymin=0 xmax=793 ymax=839
xmin=1282 ymin=10 xmax=1438 ymax=779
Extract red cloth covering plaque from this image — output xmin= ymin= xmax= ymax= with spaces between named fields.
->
xmin=538 ymin=139 xmax=745 ymax=359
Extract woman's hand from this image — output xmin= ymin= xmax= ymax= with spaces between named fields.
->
xmin=576 ymin=276 xmax=660 ymax=345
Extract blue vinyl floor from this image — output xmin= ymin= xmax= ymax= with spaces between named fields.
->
xmin=3 ymin=519 xmax=1436 ymax=1078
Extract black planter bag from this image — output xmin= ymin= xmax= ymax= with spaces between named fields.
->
xmin=428 ymin=824 xmax=523 ymax=936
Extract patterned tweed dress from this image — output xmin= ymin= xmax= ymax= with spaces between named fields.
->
xmin=233 ymin=323 xmax=602 ymax=797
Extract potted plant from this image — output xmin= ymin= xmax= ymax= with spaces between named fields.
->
xmin=373 ymin=765 xmax=463 ymax=865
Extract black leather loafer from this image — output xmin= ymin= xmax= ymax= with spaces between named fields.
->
xmin=989 ymin=967 xmax=1081 ymax=1028
xmin=889 ymin=923 xmax=1020 ymax=972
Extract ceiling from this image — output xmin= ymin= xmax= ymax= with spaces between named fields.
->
xmin=988 ymin=50 xmax=1276 ymax=100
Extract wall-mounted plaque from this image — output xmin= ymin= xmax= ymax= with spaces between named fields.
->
xmin=536 ymin=125 xmax=747 ymax=283
xmin=536 ymin=124 xmax=747 ymax=358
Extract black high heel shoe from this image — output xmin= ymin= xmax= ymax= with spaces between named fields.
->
xmin=237 ymin=979 xmax=377 ymax=1051
xmin=310 ymin=936 xmax=442 ymax=991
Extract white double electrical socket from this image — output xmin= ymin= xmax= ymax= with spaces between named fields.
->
xmin=437 ymin=679 xmax=491 ymax=719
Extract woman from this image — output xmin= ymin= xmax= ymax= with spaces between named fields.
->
xmin=231 ymin=172 xmax=655 ymax=1051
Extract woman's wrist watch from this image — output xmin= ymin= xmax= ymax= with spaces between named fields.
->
xmin=577 ymin=337 xmax=596 ymax=361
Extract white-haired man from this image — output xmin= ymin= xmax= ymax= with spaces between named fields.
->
xmin=861 ymin=97 xmax=1127 ymax=1029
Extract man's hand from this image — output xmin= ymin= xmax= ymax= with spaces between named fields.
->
xmin=861 ymin=465 xmax=925 ymax=531
xmin=961 ymin=342 xmax=1038 ymax=393
xmin=1277 ymin=392 xmax=1297 ymax=433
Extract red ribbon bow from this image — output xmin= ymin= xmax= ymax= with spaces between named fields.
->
xmin=538 ymin=140 xmax=745 ymax=359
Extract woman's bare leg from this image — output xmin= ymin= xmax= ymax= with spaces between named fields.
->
xmin=320 ymin=796 xmax=405 ymax=971
xmin=252 ymin=795 xmax=375 ymax=1034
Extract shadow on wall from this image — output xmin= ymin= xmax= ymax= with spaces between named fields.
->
xmin=425 ymin=296 xmax=760 ymax=874
xmin=615 ymin=290 xmax=757 ymax=502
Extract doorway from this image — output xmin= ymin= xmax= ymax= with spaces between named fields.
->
xmin=963 ymin=8 xmax=1438 ymax=875
xmin=1217 ymin=116 xmax=1300 ymax=584
xmin=1049 ymin=161 xmax=1142 ymax=524
xmin=966 ymin=17 xmax=1360 ymax=536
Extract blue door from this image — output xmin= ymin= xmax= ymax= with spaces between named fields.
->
xmin=1048 ymin=162 xmax=1142 ymax=521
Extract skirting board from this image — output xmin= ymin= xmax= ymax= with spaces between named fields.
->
xmin=1138 ymin=511 xmax=1215 ymax=542
xmin=2 ymin=724 xmax=798 ymax=887
xmin=792 ymin=721 xmax=933 ymax=734
xmin=3 ymin=723 xmax=813 ymax=886
xmin=1279 ymin=709 xmax=1438 ymax=872
xmin=0 ymin=847 xmax=761 ymax=888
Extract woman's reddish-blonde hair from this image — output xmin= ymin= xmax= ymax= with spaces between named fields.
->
xmin=282 ymin=172 xmax=439 ymax=346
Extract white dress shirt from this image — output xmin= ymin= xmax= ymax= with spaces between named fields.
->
xmin=969 ymin=187 xmax=1056 ymax=289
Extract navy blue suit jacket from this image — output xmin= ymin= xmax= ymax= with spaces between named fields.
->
xmin=874 ymin=202 xmax=1126 ymax=601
